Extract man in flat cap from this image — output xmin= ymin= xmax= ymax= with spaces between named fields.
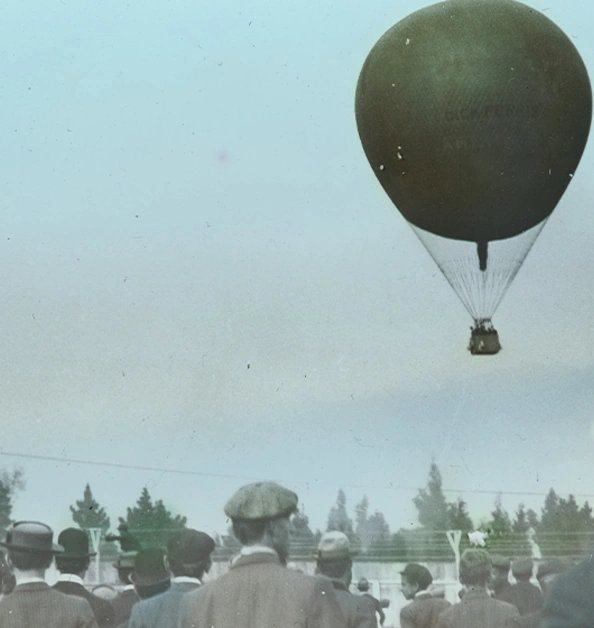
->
xmin=315 ymin=531 xmax=377 ymax=628
xmin=53 ymin=527 xmax=116 ymax=627
xmin=0 ymin=520 xmax=98 ymax=628
xmin=436 ymin=550 xmax=519 ymax=628
xmin=179 ymin=481 xmax=345 ymax=628
xmin=399 ymin=563 xmax=451 ymax=628
xmin=128 ymin=529 xmax=215 ymax=628
xmin=508 ymin=558 xmax=542 ymax=616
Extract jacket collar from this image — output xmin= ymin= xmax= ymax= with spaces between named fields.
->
xmin=230 ymin=552 xmax=281 ymax=569
xmin=14 ymin=582 xmax=50 ymax=592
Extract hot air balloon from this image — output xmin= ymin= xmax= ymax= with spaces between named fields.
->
xmin=355 ymin=0 xmax=592 ymax=354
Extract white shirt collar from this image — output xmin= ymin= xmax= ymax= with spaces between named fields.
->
xmin=58 ymin=574 xmax=85 ymax=586
xmin=15 ymin=577 xmax=46 ymax=586
xmin=173 ymin=576 xmax=202 ymax=585
xmin=123 ymin=584 xmax=135 ymax=591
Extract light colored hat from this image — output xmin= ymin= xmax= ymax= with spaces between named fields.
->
xmin=317 ymin=531 xmax=353 ymax=560
xmin=224 ymin=482 xmax=298 ymax=521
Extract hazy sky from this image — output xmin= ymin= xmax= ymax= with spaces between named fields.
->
xmin=1 ymin=0 xmax=594 ymax=543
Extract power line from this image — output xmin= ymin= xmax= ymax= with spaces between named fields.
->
xmin=2 ymin=450 xmax=594 ymax=500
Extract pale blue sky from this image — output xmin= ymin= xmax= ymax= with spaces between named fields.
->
xmin=1 ymin=0 xmax=594 ymax=541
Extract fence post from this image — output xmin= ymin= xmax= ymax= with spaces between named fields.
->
xmin=446 ymin=530 xmax=462 ymax=580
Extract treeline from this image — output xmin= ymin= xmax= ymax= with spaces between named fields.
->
xmin=1 ymin=463 xmax=592 ymax=562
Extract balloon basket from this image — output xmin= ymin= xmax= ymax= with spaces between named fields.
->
xmin=468 ymin=327 xmax=501 ymax=355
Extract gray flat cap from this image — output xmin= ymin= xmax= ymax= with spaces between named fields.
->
xmin=224 ymin=482 xmax=298 ymax=520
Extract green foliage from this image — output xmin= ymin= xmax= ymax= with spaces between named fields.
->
xmin=413 ymin=463 xmax=449 ymax=531
xmin=70 ymin=484 xmax=111 ymax=533
xmin=447 ymin=498 xmax=474 ymax=531
xmin=0 ymin=469 xmax=26 ymax=533
xmin=119 ymin=487 xmax=187 ymax=548
xmin=327 ymin=489 xmax=354 ymax=538
xmin=354 ymin=494 xmax=391 ymax=554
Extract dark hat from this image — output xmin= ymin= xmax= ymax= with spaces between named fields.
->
xmin=57 ymin=528 xmax=96 ymax=559
xmin=0 ymin=521 xmax=64 ymax=554
xmin=167 ymin=529 xmax=215 ymax=564
xmin=537 ymin=558 xmax=571 ymax=580
xmin=511 ymin=557 xmax=533 ymax=577
xmin=491 ymin=555 xmax=511 ymax=570
xmin=400 ymin=563 xmax=433 ymax=590
xmin=357 ymin=577 xmax=370 ymax=591
xmin=316 ymin=531 xmax=356 ymax=560
xmin=113 ymin=551 xmax=138 ymax=570
xmin=131 ymin=548 xmax=170 ymax=587
xmin=224 ymin=482 xmax=298 ymax=521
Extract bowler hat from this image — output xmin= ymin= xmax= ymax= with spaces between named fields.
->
xmin=167 ymin=529 xmax=215 ymax=564
xmin=130 ymin=548 xmax=170 ymax=586
xmin=224 ymin=482 xmax=298 ymax=521
xmin=0 ymin=521 xmax=64 ymax=554
xmin=57 ymin=528 xmax=96 ymax=559
xmin=316 ymin=531 xmax=356 ymax=560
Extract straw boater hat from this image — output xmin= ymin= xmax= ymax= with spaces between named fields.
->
xmin=0 ymin=521 xmax=64 ymax=554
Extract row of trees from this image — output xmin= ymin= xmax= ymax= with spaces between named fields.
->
xmin=1 ymin=462 xmax=592 ymax=562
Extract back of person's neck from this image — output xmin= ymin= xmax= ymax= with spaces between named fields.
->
xmin=14 ymin=568 xmax=46 ymax=585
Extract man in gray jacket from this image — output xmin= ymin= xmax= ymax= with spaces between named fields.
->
xmin=179 ymin=481 xmax=346 ymax=628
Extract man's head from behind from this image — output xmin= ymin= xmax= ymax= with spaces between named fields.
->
xmin=167 ymin=529 xmax=215 ymax=580
xmin=1 ymin=521 xmax=64 ymax=577
xmin=400 ymin=563 xmax=433 ymax=600
xmin=226 ymin=481 xmax=298 ymax=565
xmin=490 ymin=555 xmax=511 ymax=590
xmin=54 ymin=528 xmax=95 ymax=577
xmin=460 ymin=549 xmax=492 ymax=589
xmin=131 ymin=548 xmax=171 ymax=600
xmin=316 ymin=531 xmax=354 ymax=583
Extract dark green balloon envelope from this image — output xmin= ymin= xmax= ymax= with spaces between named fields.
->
xmin=355 ymin=0 xmax=592 ymax=243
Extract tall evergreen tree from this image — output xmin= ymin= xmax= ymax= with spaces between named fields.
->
xmin=0 ymin=469 xmax=26 ymax=533
xmin=70 ymin=484 xmax=111 ymax=533
xmin=327 ymin=489 xmax=354 ymax=537
xmin=413 ymin=463 xmax=449 ymax=530
xmin=513 ymin=503 xmax=530 ymax=534
xmin=447 ymin=498 xmax=473 ymax=531
xmin=120 ymin=487 xmax=186 ymax=547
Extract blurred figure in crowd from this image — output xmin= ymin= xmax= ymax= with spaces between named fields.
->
xmin=358 ymin=577 xmax=386 ymax=626
xmin=519 ymin=558 xmax=570 ymax=628
xmin=130 ymin=548 xmax=171 ymax=601
xmin=400 ymin=563 xmax=451 ymax=628
xmin=490 ymin=555 xmax=517 ymax=609
xmin=111 ymin=551 xmax=140 ymax=626
xmin=128 ymin=529 xmax=215 ymax=628
xmin=509 ymin=558 xmax=542 ymax=616
xmin=436 ymin=549 xmax=519 ymax=628
xmin=316 ymin=532 xmax=377 ymax=628
xmin=541 ymin=553 xmax=594 ymax=628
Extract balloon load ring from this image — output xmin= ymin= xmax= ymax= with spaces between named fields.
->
xmin=356 ymin=0 xmax=592 ymax=353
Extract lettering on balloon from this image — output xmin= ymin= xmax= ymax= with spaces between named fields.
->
xmin=444 ymin=104 xmax=542 ymax=122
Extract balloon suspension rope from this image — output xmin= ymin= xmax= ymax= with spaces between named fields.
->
xmin=477 ymin=241 xmax=488 ymax=272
